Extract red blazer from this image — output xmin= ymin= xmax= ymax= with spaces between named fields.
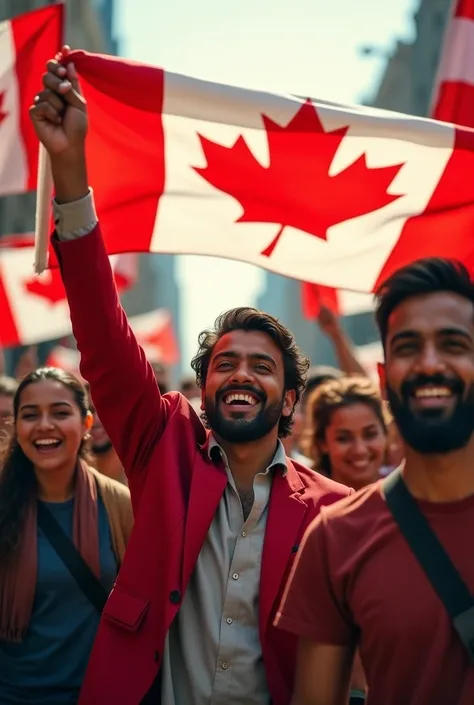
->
xmin=53 ymin=225 xmax=351 ymax=705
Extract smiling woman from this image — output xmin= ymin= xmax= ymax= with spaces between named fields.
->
xmin=302 ymin=375 xmax=389 ymax=490
xmin=0 ymin=368 xmax=133 ymax=705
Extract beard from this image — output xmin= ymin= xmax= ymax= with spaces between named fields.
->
xmin=92 ymin=439 xmax=113 ymax=455
xmin=204 ymin=385 xmax=284 ymax=443
xmin=386 ymin=373 xmax=474 ymax=454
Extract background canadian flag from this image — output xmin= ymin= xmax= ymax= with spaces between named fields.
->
xmin=45 ymin=309 xmax=179 ymax=377
xmin=40 ymin=49 xmax=474 ymax=295
xmin=301 ymin=282 xmax=374 ymax=320
xmin=0 ymin=5 xmax=62 ymax=196
xmin=0 ymin=247 xmax=137 ymax=347
xmin=432 ymin=0 xmax=474 ymax=127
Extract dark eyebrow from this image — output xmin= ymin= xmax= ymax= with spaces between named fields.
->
xmin=212 ymin=350 xmax=277 ymax=367
xmin=389 ymin=327 xmax=473 ymax=347
xmin=19 ymin=401 xmax=74 ymax=412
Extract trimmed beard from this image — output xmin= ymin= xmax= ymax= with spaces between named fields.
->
xmin=204 ymin=389 xmax=284 ymax=443
xmin=386 ymin=376 xmax=474 ymax=455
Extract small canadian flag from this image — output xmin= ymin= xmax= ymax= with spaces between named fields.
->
xmin=45 ymin=309 xmax=179 ymax=375
xmin=432 ymin=0 xmax=474 ymax=128
xmin=0 ymin=246 xmax=137 ymax=347
xmin=0 ymin=5 xmax=63 ymax=196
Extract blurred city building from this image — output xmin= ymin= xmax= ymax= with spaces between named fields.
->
xmin=0 ymin=0 xmax=181 ymax=382
xmin=256 ymin=0 xmax=452 ymax=367
xmin=366 ymin=0 xmax=452 ymax=114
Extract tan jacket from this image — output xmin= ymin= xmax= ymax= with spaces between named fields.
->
xmin=89 ymin=466 xmax=133 ymax=565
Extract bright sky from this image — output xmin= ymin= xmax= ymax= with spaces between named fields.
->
xmin=116 ymin=0 xmax=416 ymax=367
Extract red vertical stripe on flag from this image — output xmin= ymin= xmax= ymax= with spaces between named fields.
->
xmin=432 ymin=0 xmax=474 ymax=126
xmin=301 ymin=282 xmax=339 ymax=319
xmin=375 ymin=126 xmax=474 ymax=289
xmin=47 ymin=51 xmax=166 ymax=262
xmin=434 ymin=83 xmax=474 ymax=125
xmin=11 ymin=4 xmax=63 ymax=191
xmin=456 ymin=0 xmax=474 ymax=20
xmin=0 ymin=266 xmax=19 ymax=346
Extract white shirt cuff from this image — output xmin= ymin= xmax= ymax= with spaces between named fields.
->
xmin=53 ymin=189 xmax=98 ymax=241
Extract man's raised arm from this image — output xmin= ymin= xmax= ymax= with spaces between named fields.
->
xmin=30 ymin=49 xmax=167 ymax=477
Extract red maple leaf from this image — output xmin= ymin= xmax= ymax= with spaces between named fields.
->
xmin=195 ymin=100 xmax=404 ymax=257
xmin=24 ymin=269 xmax=66 ymax=305
xmin=0 ymin=92 xmax=7 ymax=124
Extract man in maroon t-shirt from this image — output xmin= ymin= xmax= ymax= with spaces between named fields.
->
xmin=275 ymin=258 xmax=474 ymax=705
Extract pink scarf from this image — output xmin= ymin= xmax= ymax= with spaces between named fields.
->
xmin=0 ymin=460 xmax=100 ymax=642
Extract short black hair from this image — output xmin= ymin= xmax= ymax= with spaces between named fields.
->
xmin=190 ymin=307 xmax=310 ymax=437
xmin=375 ymin=258 xmax=474 ymax=346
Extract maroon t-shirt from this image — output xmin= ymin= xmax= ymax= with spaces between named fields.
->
xmin=275 ymin=481 xmax=474 ymax=705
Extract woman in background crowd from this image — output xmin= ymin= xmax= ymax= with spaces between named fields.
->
xmin=302 ymin=375 xmax=389 ymax=490
xmin=0 ymin=367 xmax=133 ymax=705
xmin=302 ymin=374 xmax=389 ymax=702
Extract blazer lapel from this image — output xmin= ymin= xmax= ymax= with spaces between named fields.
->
xmin=182 ymin=441 xmax=227 ymax=590
xmin=259 ymin=460 xmax=309 ymax=640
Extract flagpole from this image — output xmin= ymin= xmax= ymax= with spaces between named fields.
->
xmin=33 ymin=145 xmax=52 ymax=274
xmin=34 ymin=1 xmax=65 ymax=275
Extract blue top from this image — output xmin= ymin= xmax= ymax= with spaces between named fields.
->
xmin=0 ymin=496 xmax=117 ymax=704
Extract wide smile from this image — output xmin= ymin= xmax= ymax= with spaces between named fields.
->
xmin=32 ymin=438 xmax=63 ymax=454
xmin=220 ymin=391 xmax=261 ymax=413
xmin=346 ymin=458 xmax=374 ymax=473
xmin=410 ymin=385 xmax=456 ymax=411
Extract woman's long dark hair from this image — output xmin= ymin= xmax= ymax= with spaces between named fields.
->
xmin=0 ymin=368 xmax=90 ymax=566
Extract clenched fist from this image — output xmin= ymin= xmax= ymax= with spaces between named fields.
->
xmin=30 ymin=45 xmax=87 ymax=158
xmin=30 ymin=45 xmax=89 ymax=203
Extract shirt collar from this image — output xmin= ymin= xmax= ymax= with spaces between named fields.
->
xmin=208 ymin=434 xmax=288 ymax=476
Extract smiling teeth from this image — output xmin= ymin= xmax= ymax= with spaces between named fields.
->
xmin=415 ymin=387 xmax=451 ymax=398
xmin=224 ymin=393 xmax=257 ymax=405
xmin=35 ymin=439 xmax=60 ymax=446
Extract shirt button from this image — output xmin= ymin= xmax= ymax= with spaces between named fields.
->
xmin=241 ymin=531 xmax=247 ymax=537
xmin=232 ymin=572 xmax=239 ymax=580
xmin=226 ymin=617 xmax=233 ymax=624
xmin=222 ymin=662 xmax=228 ymax=670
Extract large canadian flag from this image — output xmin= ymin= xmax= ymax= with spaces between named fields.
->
xmin=0 ymin=5 xmax=63 ymax=195
xmin=0 ymin=247 xmax=137 ymax=347
xmin=48 ymin=50 xmax=474 ymax=293
xmin=432 ymin=0 xmax=474 ymax=127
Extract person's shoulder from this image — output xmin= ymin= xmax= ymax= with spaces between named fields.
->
xmin=291 ymin=457 xmax=352 ymax=504
xmin=319 ymin=480 xmax=387 ymax=529
xmin=301 ymin=481 xmax=388 ymax=559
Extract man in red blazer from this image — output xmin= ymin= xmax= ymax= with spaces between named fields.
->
xmin=30 ymin=51 xmax=352 ymax=705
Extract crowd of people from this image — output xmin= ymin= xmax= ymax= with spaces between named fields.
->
xmin=0 ymin=47 xmax=473 ymax=705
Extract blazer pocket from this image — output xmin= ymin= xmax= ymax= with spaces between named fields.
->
xmin=103 ymin=584 xmax=150 ymax=632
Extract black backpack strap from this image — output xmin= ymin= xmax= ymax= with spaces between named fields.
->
xmin=382 ymin=469 xmax=474 ymax=661
xmin=37 ymin=501 xmax=109 ymax=614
